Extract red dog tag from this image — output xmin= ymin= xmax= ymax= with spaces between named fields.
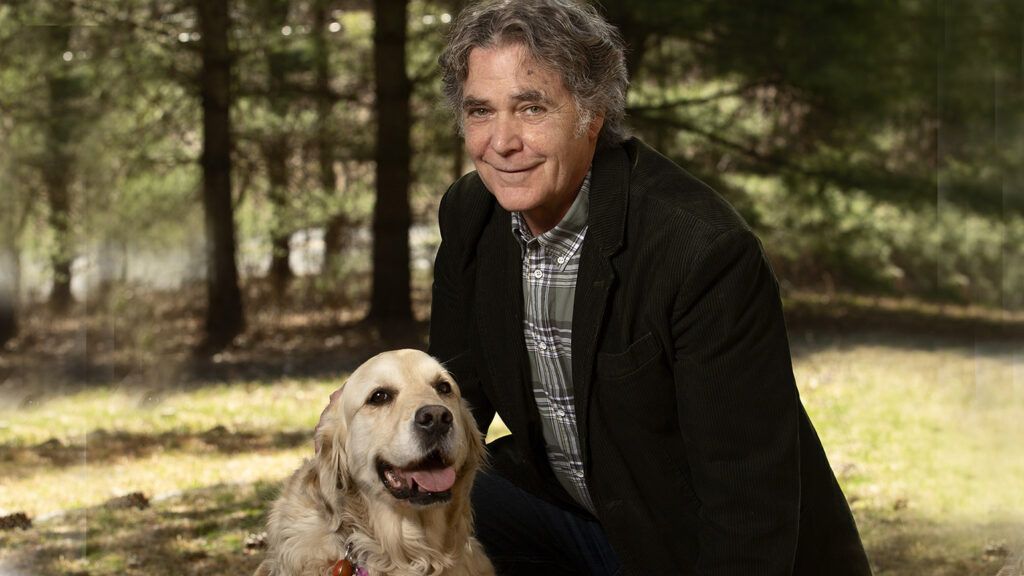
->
xmin=331 ymin=558 xmax=354 ymax=576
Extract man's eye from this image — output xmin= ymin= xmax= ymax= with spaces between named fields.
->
xmin=368 ymin=389 xmax=393 ymax=405
xmin=524 ymin=105 xmax=545 ymax=115
xmin=467 ymin=108 xmax=489 ymax=118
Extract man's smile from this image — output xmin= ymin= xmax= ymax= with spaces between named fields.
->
xmin=486 ymin=161 xmax=543 ymax=184
xmin=487 ymin=162 xmax=542 ymax=174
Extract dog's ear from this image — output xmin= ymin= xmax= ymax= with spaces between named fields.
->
xmin=313 ymin=401 xmax=350 ymax=517
xmin=458 ymin=396 xmax=487 ymax=474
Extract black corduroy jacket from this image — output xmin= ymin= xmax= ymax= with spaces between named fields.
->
xmin=428 ymin=138 xmax=872 ymax=576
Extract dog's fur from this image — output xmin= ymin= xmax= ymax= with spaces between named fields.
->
xmin=253 ymin=350 xmax=494 ymax=576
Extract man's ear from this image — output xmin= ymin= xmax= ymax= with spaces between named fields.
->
xmin=587 ymin=112 xmax=605 ymax=141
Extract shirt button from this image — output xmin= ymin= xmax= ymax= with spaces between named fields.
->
xmin=533 ymin=269 xmax=543 ymax=279
xmin=538 ymin=341 xmax=548 ymax=351
xmin=574 ymin=470 xmax=585 ymax=479
xmin=557 ymin=256 xmax=566 ymax=264
xmin=556 ymin=408 xmax=566 ymax=417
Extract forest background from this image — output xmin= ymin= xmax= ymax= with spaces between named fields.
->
xmin=0 ymin=1 xmax=1022 ymax=575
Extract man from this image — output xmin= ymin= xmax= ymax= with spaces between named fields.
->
xmin=329 ymin=0 xmax=872 ymax=573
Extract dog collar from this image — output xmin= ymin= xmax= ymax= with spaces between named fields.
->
xmin=332 ymin=542 xmax=369 ymax=576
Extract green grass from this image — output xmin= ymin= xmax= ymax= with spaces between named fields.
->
xmin=0 ymin=379 xmax=339 ymax=446
xmin=0 ymin=482 xmax=273 ymax=576
xmin=793 ymin=338 xmax=1024 ymax=522
xmin=790 ymin=335 xmax=1024 ymax=574
xmin=0 ymin=379 xmax=338 ymax=517
xmin=1 ymin=335 xmax=1023 ymax=575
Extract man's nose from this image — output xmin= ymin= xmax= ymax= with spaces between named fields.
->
xmin=490 ymin=115 xmax=523 ymax=155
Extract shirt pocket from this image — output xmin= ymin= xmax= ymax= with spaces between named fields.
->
xmin=595 ymin=331 xmax=662 ymax=380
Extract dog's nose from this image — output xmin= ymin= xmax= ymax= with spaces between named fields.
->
xmin=415 ymin=405 xmax=453 ymax=438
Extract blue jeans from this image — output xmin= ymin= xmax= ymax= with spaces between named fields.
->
xmin=471 ymin=471 xmax=624 ymax=576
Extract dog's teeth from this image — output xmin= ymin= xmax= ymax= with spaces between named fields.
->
xmin=384 ymin=469 xmax=404 ymax=489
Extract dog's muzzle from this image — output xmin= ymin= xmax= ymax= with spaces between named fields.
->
xmin=376 ymin=449 xmax=457 ymax=506
xmin=375 ymin=404 xmax=460 ymax=506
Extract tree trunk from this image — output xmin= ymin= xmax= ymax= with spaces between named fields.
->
xmin=368 ymin=0 xmax=413 ymax=323
xmin=261 ymin=0 xmax=293 ymax=298
xmin=323 ymin=212 xmax=350 ymax=277
xmin=1 ymin=165 xmax=28 ymax=347
xmin=43 ymin=159 xmax=73 ymax=312
xmin=43 ymin=2 xmax=75 ymax=313
xmin=262 ymin=138 xmax=292 ymax=298
xmin=315 ymin=0 xmax=344 ymax=277
xmin=0 ymin=248 xmax=18 ymax=347
xmin=197 ymin=0 xmax=245 ymax=351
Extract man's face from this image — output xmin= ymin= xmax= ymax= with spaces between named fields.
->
xmin=461 ymin=43 xmax=602 ymax=236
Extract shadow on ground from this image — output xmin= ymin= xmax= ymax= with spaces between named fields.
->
xmin=0 ymin=481 xmax=1020 ymax=576
xmin=0 ymin=428 xmax=309 ymax=480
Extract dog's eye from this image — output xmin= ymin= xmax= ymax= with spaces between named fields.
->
xmin=368 ymin=389 xmax=393 ymax=406
xmin=434 ymin=380 xmax=452 ymax=396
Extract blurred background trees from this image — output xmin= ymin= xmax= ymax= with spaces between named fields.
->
xmin=0 ymin=0 xmax=1020 ymax=352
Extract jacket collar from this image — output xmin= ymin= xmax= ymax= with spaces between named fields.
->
xmin=585 ymin=140 xmax=633 ymax=257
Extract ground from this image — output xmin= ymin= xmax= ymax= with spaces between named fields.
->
xmin=1 ymin=287 xmax=1022 ymax=575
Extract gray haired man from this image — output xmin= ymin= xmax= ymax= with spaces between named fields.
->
xmin=333 ymin=0 xmax=873 ymax=574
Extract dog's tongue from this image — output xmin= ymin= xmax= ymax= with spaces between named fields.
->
xmin=409 ymin=466 xmax=456 ymax=493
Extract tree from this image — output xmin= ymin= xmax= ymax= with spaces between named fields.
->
xmin=0 ymin=172 xmax=22 ymax=346
xmin=40 ymin=0 xmax=78 ymax=312
xmin=315 ymin=0 xmax=346 ymax=276
xmin=368 ymin=0 xmax=413 ymax=323
xmin=254 ymin=0 xmax=296 ymax=298
xmin=197 ymin=0 xmax=245 ymax=351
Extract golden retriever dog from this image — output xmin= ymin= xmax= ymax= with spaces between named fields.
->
xmin=253 ymin=349 xmax=494 ymax=576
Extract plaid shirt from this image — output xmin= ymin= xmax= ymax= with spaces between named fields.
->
xmin=511 ymin=172 xmax=596 ymax=515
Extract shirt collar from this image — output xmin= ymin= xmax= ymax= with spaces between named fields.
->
xmin=511 ymin=170 xmax=591 ymax=261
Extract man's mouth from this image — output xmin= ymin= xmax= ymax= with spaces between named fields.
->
xmin=489 ymin=161 xmax=541 ymax=175
xmin=375 ymin=450 xmax=456 ymax=506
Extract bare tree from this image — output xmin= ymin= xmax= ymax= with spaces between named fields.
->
xmin=315 ymin=0 xmax=347 ymax=277
xmin=256 ymin=0 xmax=295 ymax=298
xmin=42 ymin=0 xmax=76 ymax=312
xmin=368 ymin=0 xmax=412 ymax=323
xmin=0 ymin=222 xmax=20 ymax=347
xmin=197 ymin=0 xmax=244 ymax=351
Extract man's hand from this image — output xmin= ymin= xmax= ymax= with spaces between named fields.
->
xmin=314 ymin=387 xmax=343 ymax=454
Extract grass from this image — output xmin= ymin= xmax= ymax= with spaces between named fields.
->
xmin=0 ymin=379 xmax=337 ymax=517
xmin=793 ymin=336 xmax=1024 ymax=520
xmin=0 ymin=482 xmax=273 ymax=576
xmin=1 ymin=331 xmax=1023 ymax=574
xmin=0 ymin=379 xmax=338 ymax=446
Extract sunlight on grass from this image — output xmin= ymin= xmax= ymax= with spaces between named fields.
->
xmin=0 ymin=482 xmax=271 ymax=576
xmin=0 ymin=378 xmax=342 ymax=516
xmin=0 ymin=448 xmax=306 ymax=517
xmin=0 ymin=378 xmax=342 ymax=446
xmin=795 ymin=339 xmax=1024 ymax=523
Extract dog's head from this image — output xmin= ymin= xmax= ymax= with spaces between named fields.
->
xmin=315 ymin=349 xmax=484 ymax=510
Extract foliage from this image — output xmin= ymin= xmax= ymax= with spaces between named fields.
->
xmin=0 ymin=0 xmax=1021 ymax=311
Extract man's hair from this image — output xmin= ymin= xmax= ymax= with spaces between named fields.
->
xmin=438 ymin=0 xmax=629 ymax=149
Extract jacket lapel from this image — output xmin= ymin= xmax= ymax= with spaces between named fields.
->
xmin=572 ymin=143 xmax=631 ymax=467
xmin=472 ymin=207 xmax=536 ymax=440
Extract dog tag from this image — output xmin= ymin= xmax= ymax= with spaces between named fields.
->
xmin=331 ymin=559 xmax=354 ymax=576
